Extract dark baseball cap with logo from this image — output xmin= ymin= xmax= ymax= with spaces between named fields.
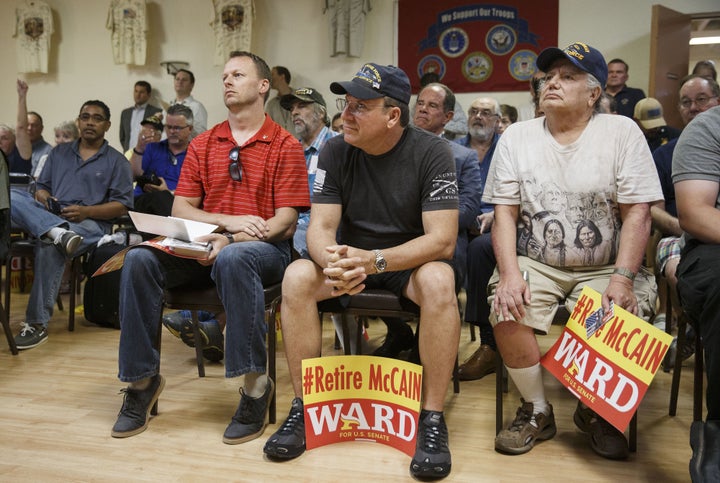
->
xmin=330 ymin=63 xmax=411 ymax=105
xmin=280 ymin=87 xmax=327 ymax=110
xmin=536 ymin=42 xmax=608 ymax=88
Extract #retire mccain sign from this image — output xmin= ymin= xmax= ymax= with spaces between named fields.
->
xmin=541 ymin=286 xmax=673 ymax=432
xmin=301 ymin=355 xmax=423 ymax=457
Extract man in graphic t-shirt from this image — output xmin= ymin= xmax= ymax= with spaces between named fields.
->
xmin=486 ymin=43 xmax=662 ymax=460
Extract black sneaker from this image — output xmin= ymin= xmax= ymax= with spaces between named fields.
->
xmin=223 ymin=378 xmax=275 ymax=444
xmin=264 ymin=397 xmax=306 ymax=459
xmin=15 ymin=323 xmax=48 ymax=350
xmin=373 ymin=322 xmax=414 ymax=359
xmin=180 ymin=319 xmax=224 ymax=362
xmin=111 ymin=374 xmax=165 ymax=438
xmin=410 ymin=410 xmax=452 ymax=479
xmin=55 ymin=231 xmax=83 ymax=258
xmin=573 ymin=401 xmax=629 ymax=460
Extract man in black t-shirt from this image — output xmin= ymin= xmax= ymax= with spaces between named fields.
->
xmin=265 ymin=63 xmax=460 ymax=480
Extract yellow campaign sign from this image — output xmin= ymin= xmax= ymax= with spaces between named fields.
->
xmin=541 ymin=285 xmax=673 ymax=433
xmin=301 ymin=355 xmax=423 ymax=457
xmin=302 ymin=355 xmax=422 ymax=408
xmin=565 ymin=286 xmax=673 ymax=384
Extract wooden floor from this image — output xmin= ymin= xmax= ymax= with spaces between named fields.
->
xmin=0 ymin=287 xmax=700 ymax=482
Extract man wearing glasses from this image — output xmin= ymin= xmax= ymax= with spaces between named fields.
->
xmin=265 ymin=63 xmax=460 ymax=479
xmin=454 ymin=97 xmax=503 ymax=382
xmin=454 ymin=97 xmax=501 ymax=179
xmin=130 ymin=104 xmax=194 ymax=216
xmin=112 ymin=51 xmax=309 ymax=446
xmin=11 ymin=100 xmax=134 ymax=349
xmin=278 ymin=87 xmax=338 ymax=259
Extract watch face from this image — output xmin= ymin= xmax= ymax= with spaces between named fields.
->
xmin=376 ymin=257 xmax=387 ymax=272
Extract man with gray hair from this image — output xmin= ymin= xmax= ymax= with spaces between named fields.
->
xmin=454 ymin=96 xmax=501 ymax=183
xmin=454 ymin=95 xmax=503 ymax=381
xmin=279 ymin=87 xmax=338 ymax=258
xmin=486 ymin=42 xmax=661 ymax=460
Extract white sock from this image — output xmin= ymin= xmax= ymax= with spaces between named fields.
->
xmin=46 ymin=227 xmax=66 ymax=242
xmin=243 ymin=373 xmax=268 ymax=398
xmin=506 ymin=363 xmax=549 ymax=415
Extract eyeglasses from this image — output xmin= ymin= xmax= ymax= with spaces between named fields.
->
xmin=679 ymin=95 xmax=718 ymax=109
xmin=228 ymin=147 xmax=242 ymax=182
xmin=336 ymin=98 xmax=390 ymax=116
xmin=78 ymin=113 xmax=107 ymax=123
xmin=468 ymin=108 xmax=498 ymax=119
xmin=166 ymin=125 xmax=190 ymax=132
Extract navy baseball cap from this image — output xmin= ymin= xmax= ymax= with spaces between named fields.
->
xmin=536 ymin=42 xmax=608 ymax=88
xmin=330 ymin=63 xmax=411 ymax=105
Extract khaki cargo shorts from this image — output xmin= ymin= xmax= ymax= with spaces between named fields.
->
xmin=487 ymin=256 xmax=657 ymax=334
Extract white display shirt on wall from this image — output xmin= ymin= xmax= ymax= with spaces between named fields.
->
xmin=211 ymin=0 xmax=254 ymax=66
xmin=324 ymin=0 xmax=372 ymax=58
xmin=13 ymin=0 xmax=53 ymax=74
xmin=106 ymin=0 xmax=147 ymax=65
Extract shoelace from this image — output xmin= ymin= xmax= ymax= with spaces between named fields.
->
xmin=278 ymin=407 xmax=304 ymax=434
xmin=19 ymin=323 xmax=36 ymax=336
xmin=419 ymin=418 xmax=448 ymax=453
xmin=234 ymin=398 xmax=256 ymax=422
xmin=117 ymin=388 xmax=145 ymax=421
xmin=509 ymin=407 xmax=532 ymax=432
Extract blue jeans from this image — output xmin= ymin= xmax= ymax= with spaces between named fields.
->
xmin=293 ymin=213 xmax=309 ymax=259
xmin=117 ymin=240 xmax=291 ymax=382
xmin=10 ymin=189 xmax=109 ymax=327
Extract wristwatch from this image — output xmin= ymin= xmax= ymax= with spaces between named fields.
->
xmin=612 ymin=267 xmax=636 ymax=281
xmin=373 ymin=249 xmax=387 ymax=273
xmin=224 ymin=232 xmax=235 ymax=244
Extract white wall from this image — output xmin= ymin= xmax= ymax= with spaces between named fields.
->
xmin=1 ymin=0 xmax=717 ymax=150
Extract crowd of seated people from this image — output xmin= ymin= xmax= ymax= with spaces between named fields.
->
xmin=3 ymin=47 xmax=718 ymax=481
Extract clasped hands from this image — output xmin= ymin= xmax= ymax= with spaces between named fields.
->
xmin=323 ymin=245 xmax=370 ymax=297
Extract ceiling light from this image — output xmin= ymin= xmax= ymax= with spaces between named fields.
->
xmin=690 ymin=36 xmax=720 ymax=45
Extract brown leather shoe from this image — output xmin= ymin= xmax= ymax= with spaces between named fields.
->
xmin=458 ymin=344 xmax=497 ymax=380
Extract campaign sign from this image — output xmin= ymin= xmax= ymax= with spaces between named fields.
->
xmin=301 ymin=355 xmax=423 ymax=457
xmin=541 ymin=286 xmax=673 ymax=433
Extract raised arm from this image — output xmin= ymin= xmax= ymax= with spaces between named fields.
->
xmin=15 ymin=79 xmax=32 ymax=161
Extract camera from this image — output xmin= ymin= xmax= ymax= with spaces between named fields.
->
xmin=136 ymin=172 xmax=161 ymax=188
xmin=47 ymin=198 xmax=62 ymax=215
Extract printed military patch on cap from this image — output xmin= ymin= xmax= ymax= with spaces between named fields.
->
xmin=354 ymin=63 xmax=383 ymax=91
